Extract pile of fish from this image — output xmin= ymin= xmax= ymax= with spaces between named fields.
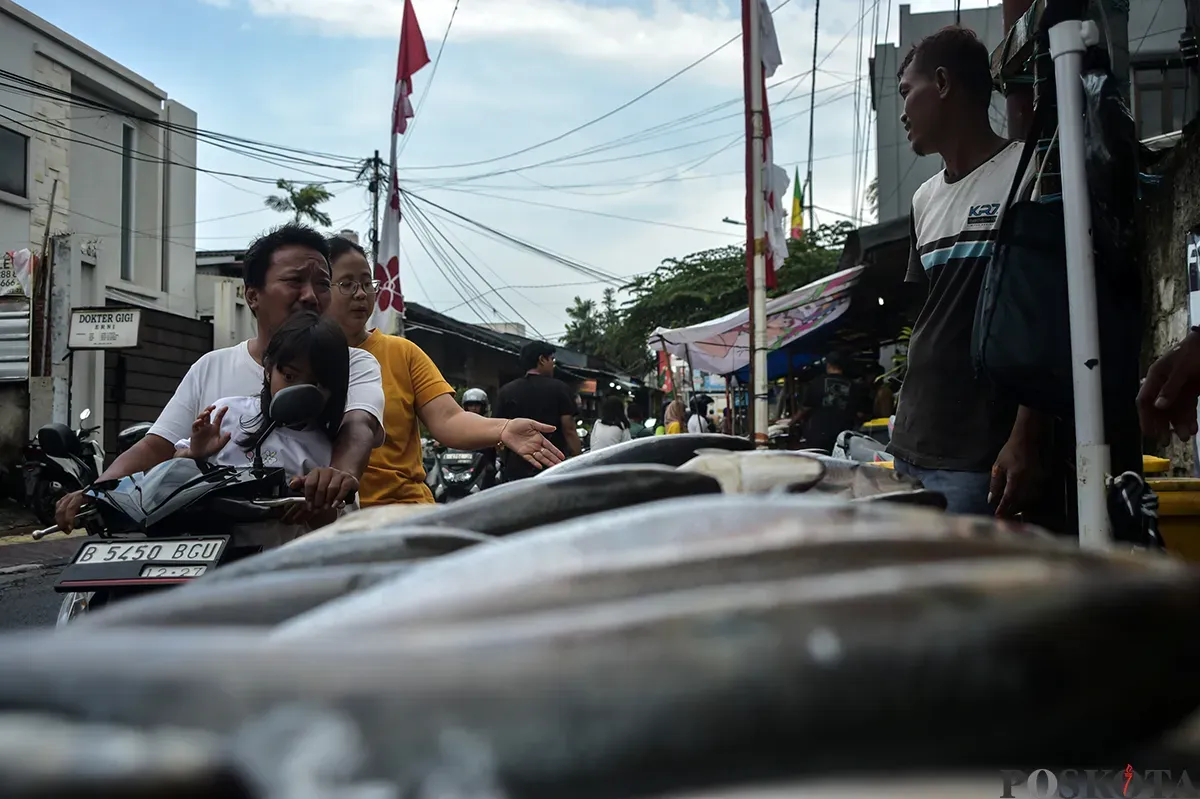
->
xmin=3 ymin=433 xmax=1200 ymax=799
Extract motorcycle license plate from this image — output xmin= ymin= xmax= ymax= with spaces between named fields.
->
xmin=54 ymin=536 xmax=228 ymax=592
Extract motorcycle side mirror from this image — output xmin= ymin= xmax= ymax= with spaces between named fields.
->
xmin=37 ymin=422 xmax=81 ymax=458
xmin=250 ymin=384 xmax=326 ymax=474
xmin=269 ymin=384 xmax=326 ymax=427
xmin=79 ymin=408 xmax=91 ymax=422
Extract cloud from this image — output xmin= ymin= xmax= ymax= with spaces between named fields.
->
xmin=181 ymin=0 xmax=960 ymax=339
xmin=204 ymin=0 xmax=866 ymax=89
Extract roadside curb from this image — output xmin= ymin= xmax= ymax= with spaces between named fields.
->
xmin=0 ymin=563 xmax=43 ymax=576
xmin=0 ymin=538 xmax=81 ymax=571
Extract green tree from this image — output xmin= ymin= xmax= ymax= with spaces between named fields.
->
xmin=865 ymin=177 xmax=878 ymax=219
xmin=600 ymin=221 xmax=853 ymax=375
xmin=265 ymin=179 xmax=334 ymax=227
xmin=562 ymin=296 xmax=606 ymax=355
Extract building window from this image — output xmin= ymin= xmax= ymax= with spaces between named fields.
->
xmin=120 ymin=124 xmax=136 ymax=282
xmin=1133 ymin=63 xmax=1189 ymax=139
xmin=0 ymin=126 xmax=29 ymax=198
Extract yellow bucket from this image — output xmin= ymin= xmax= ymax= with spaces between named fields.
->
xmin=1147 ymin=477 xmax=1200 ymax=562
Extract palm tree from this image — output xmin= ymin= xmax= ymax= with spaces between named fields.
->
xmin=865 ymin=177 xmax=879 ymax=220
xmin=264 ymin=179 xmax=333 ymax=227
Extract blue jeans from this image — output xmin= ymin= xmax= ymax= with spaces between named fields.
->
xmin=893 ymin=459 xmax=994 ymax=516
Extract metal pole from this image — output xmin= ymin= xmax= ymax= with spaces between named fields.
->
xmin=370 ymin=150 xmax=381 ymax=268
xmin=1048 ymin=18 xmax=1111 ymax=550
xmin=743 ymin=0 xmax=769 ymax=447
xmin=805 ymin=0 xmax=820 ymax=226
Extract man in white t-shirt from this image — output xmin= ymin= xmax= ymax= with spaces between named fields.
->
xmin=886 ymin=26 xmax=1044 ymax=518
xmin=55 ymin=224 xmax=385 ymax=530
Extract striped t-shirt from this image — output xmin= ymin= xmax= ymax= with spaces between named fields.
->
xmin=889 ymin=141 xmax=1029 ymax=472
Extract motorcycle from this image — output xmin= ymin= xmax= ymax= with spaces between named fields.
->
xmin=33 ymin=385 xmax=335 ymax=626
xmin=22 ymin=408 xmax=104 ymax=525
xmin=430 ymin=442 xmax=496 ymax=503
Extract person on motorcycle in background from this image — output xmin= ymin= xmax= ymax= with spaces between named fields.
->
xmin=55 ymin=224 xmax=384 ymax=532
xmin=323 ymin=236 xmax=562 ymax=505
xmin=174 ymin=311 xmax=349 ymax=528
xmin=461 ymin=387 xmax=498 ymax=489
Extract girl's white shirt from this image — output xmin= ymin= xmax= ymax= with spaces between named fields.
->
xmin=590 ymin=421 xmax=632 ymax=450
xmin=175 ymin=395 xmax=332 ymax=482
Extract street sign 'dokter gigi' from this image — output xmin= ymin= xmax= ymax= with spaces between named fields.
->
xmin=1001 ymin=767 xmax=1198 ymax=798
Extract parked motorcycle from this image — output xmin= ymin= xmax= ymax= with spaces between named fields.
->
xmin=430 ymin=443 xmax=496 ymax=503
xmin=22 ymin=408 xmax=104 ymax=525
xmin=33 ymin=385 xmax=335 ymax=626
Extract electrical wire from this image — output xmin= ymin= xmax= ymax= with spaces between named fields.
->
xmin=398 ymin=0 xmax=796 ymax=173
xmin=0 ymin=103 xmax=354 ymax=188
xmin=401 ymin=188 xmax=624 ymax=285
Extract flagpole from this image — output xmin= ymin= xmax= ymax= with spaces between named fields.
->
xmin=742 ymin=0 xmax=768 ymax=446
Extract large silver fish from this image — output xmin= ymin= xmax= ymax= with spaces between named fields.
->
xmin=76 ymin=563 xmax=416 ymax=628
xmin=197 ymin=526 xmax=489 ymax=585
xmin=535 ymin=433 xmax=754 ymax=478
xmin=397 ymin=464 xmax=722 ymax=536
xmin=787 ymin=454 xmax=923 ymax=498
xmin=0 ymin=555 xmax=1195 ymax=799
xmin=272 ymin=497 xmax=1157 ymax=636
xmin=273 ymin=494 xmax=850 ymax=637
xmin=0 ymin=713 xmax=247 ymax=798
xmin=676 ymin=449 xmax=825 ymax=493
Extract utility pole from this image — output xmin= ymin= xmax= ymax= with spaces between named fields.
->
xmin=805 ymin=0 xmax=820 ymax=229
xmin=369 ymin=149 xmax=381 ymax=267
xmin=742 ymin=0 xmax=768 ymax=446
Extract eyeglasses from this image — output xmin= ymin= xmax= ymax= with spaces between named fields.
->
xmin=335 ymin=279 xmax=382 ymax=296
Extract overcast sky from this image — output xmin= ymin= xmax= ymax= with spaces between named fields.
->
xmin=22 ymin=0 xmax=991 ymax=340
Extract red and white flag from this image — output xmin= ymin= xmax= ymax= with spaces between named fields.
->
xmin=371 ymin=0 xmax=430 ymax=336
xmin=758 ymin=0 xmax=787 ymax=290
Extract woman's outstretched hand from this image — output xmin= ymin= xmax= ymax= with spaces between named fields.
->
xmin=500 ymin=419 xmax=565 ymax=470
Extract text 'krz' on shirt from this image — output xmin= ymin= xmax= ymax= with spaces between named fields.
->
xmin=889 ymin=140 xmax=1032 ymax=473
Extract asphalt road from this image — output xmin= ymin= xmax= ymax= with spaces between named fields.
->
xmin=0 ymin=565 xmax=63 ymax=629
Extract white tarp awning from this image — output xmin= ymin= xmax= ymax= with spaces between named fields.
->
xmin=648 ymin=265 xmax=864 ymax=376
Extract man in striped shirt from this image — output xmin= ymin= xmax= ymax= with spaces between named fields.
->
xmin=887 ymin=26 xmax=1043 ymax=517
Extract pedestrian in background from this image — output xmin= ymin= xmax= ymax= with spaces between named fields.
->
xmin=496 ymin=342 xmax=581 ymax=482
xmin=591 ymin=396 xmax=632 ymax=450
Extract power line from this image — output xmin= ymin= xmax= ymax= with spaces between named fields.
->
xmin=399 ymin=0 xmax=796 ymax=173
xmin=402 ymin=188 xmax=625 ymax=285
xmin=0 ymin=103 xmax=354 ymax=188
xmin=425 ymin=184 xmax=747 ymax=236
xmin=0 ymin=70 xmax=361 ymax=179
xmin=403 ymin=198 xmax=546 ymax=337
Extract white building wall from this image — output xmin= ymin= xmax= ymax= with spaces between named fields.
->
xmin=0 ymin=0 xmax=199 ymax=447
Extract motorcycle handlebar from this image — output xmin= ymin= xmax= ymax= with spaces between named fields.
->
xmin=31 ymin=507 xmax=96 ymax=540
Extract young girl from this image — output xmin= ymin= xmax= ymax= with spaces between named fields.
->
xmin=174 ymin=311 xmax=350 ymax=487
xmin=590 ymin=396 xmax=632 ymax=450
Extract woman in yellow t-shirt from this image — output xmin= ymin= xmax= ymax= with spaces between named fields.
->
xmin=324 ymin=237 xmax=563 ymax=505
xmin=663 ymin=400 xmax=686 ymax=435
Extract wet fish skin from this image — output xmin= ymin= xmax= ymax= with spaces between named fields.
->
xmin=274 ymin=494 xmax=865 ymax=637
xmin=327 ymin=532 xmax=1159 ymax=628
xmin=790 ymin=454 xmax=923 ymax=498
xmin=0 ymin=562 xmax=1197 ymax=799
xmin=198 ymin=526 xmax=489 ymax=584
xmin=400 ymin=464 xmax=722 ymax=536
xmin=678 ymin=450 xmax=825 ymax=493
xmin=272 ymin=495 xmax=1082 ymax=638
xmin=75 ymin=564 xmax=416 ymax=629
xmin=849 ymin=489 xmax=948 ymax=510
xmin=0 ymin=712 xmax=251 ymax=798
xmin=536 ymin=433 xmax=755 ymax=478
